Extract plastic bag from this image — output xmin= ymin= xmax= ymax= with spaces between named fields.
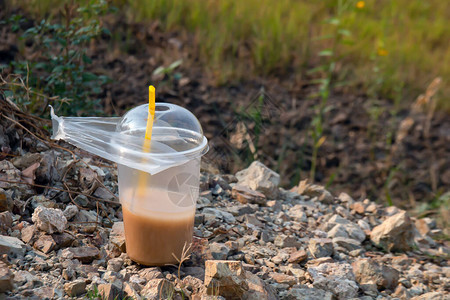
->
xmin=50 ymin=103 xmax=208 ymax=175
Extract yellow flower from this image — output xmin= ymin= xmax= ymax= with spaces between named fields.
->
xmin=356 ymin=1 xmax=365 ymax=9
xmin=377 ymin=48 xmax=388 ymax=56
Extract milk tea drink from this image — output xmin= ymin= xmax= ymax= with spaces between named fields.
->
xmin=118 ymin=158 xmax=200 ymax=266
xmin=122 ymin=199 xmax=194 ymax=265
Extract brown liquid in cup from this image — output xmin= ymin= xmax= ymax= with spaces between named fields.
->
xmin=122 ymin=205 xmax=195 ymax=266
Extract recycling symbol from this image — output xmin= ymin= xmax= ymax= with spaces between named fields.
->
xmin=167 ymin=173 xmax=199 ymax=207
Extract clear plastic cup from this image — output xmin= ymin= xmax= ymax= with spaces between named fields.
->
xmin=51 ymin=102 xmax=208 ymax=266
xmin=115 ymin=103 xmax=208 ymax=265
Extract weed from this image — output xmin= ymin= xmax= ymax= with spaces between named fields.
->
xmin=7 ymin=0 xmax=114 ymax=116
xmin=153 ymin=59 xmax=183 ymax=80
xmin=85 ymin=285 xmax=102 ymax=299
xmin=169 ymin=242 xmax=192 ymax=299
xmin=308 ymin=0 xmax=354 ymax=182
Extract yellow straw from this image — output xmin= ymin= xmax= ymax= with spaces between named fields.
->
xmin=136 ymin=85 xmax=156 ymax=196
xmin=144 ymin=85 xmax=156 ymax=150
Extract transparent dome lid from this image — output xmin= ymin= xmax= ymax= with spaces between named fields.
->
xmin=116 ymin=103 xmax=208 ymax=155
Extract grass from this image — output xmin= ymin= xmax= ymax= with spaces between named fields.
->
xmin=7 ymin=0 xmax=449 ymax=109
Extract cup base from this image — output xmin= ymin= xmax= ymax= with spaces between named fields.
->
xmin=127 ymin=254 xmax=179 ymax=267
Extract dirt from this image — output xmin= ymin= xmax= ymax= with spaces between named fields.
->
xmin=0 ymin=6 xmax=449 ymax=225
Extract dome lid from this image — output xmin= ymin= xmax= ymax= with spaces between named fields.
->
xmin=114 ymin=102 xmax=208 ymax=157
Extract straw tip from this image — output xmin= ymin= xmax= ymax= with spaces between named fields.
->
xmin=149 ymin=85 xmax=155 ymax=93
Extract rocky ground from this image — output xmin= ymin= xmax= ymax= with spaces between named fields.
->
xmin=0 ymin=103 xmax=449 ymax=299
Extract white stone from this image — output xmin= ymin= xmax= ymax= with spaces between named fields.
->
xmin=308 ymin=262 xmax=358 ymax=299
xmin=370 ymin=210 xmax=414 ymax=251
xmin=323 ymin=215 xmax=366 ymax=242
xmin=32 ymin=206 xmax=67 ymax=234
xmin=235 ymin=161 xmax=280 ymax=198
xmin=203 ymin=208 xmax=236 ymax=223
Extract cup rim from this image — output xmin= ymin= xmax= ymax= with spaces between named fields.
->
xmin=115 ymin=129 xmax=209 ymax=159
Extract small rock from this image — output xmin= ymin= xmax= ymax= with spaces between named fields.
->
xmin=306 ymin=257 xmax=334 ymax=267
xmin=182 ymin=275 xmax=205 ymax=298
xmin=288 ymin=249 xmax=308 ymax=264
xmin=0 ymin=261 xmax=14 ymax=293
xmin=327 ymin=224 xmax=349 ymax=239
xmin=301 ymin=184 xmax=334 ymax=204
xmin=210 ymin=242 xmax=230 ymax=260
xmin=235 ymin=161 xmax=280 ymax=198
xmin=267 ymin=200 xmax=282 ymax=211
xmin=323 ymin=215 xmax=366 ymax=242
xmin=358 ymin=219 xmax=371 ymax=231
xmin=74 ymin=209 xmax=99 ymax=224
xmin=352 ymin=258 xmax=399 ymax=290
xmin=34 ymin=234 xmax=56 ymax=254
xmin=107 ymin=257 xmax=123 ymax=272
xmin=139 ymin=267 xmax=164 ymax=281
xmin=338 ymin=192 xmax=354 ymax=204
xmin=123 ymin=282 xmax=140 ymax=299
xmin=274 ymin=235 xmax=300 ymax=248
xmin=232 ymin=185 xmax=267 ymax=205
xmin=287 ymin=266 xmax=306 ymax=279
xmin=280 ymin=287 xmax=333 ymax=300
xmin=52 ymin=232 xmax=75 ymax=248
xmin=64 ymin=279 xmax=86 ymax=297
xmin=73 ymin=195 xmax=89 ymax=208
xmin=203 ymin=208 xmax=236 ymax=223
xmin=67 ymin=246 xmax=100 ymax=263
xmin=351 ymin=202 xmax=366 ymax=214
xmin=0 ymin=211 xmax=13 ymax=234
xmin=0 ymin=235 xmax=26 ymax=257
xmin=12 ymin=152 xmax=41 ymax=169
xmin=141 ymin=278 xmax=174 ymax=300
xmin=245 ymin=214 xmax=264 ymax=227
xmin=332 ymin=237 xmax=361 ymax=252
xmin=29 ymin=195 xmax=56 ymax=209
xmin=34 ymin=286 xmax=55 ymax=299
xmin=365 ymin=203 xmax=377 ymax=213
xmin=307 ymin=262 xmax=358 ymax=299
xmin=184 ymin=266 xmax=205 ymax=280
xmin=370 ymin=210 xmax=414 ymax=251
xmin=228 ymin=205 xmax=257 ymax=217
xmin=204 ymin=260 xmax=248 ymax=299
xmin=21 ymin=225 xmax=38 ymax=244
xmin=308 ymin=238 xmax=333 ymax=258
xmin=392 ymin=284 xmax=411 ymax=299
xmin=384 ymin=206 xmax=401 ymax=216
xmin=32 ymin=206 xmax=67 ymax=234
xmin=110 ymin=222 xmax=126 ymax=253
xmin=63 ymin=205 xmax=79 ymax=220
xmin=0 ymin=188 xmax=13 ymax=212
xmin=98 ymin=283 xmax=122 ymax=300
xmin=272 ymin=251 xmax=290 ymax=264
xmin=288 ymin=205 xmax=308 ymax=222
xmin=269 ymin=272 xmax=297 ymax=285
xmin=415 ymin=219 xmax=431 ymax=236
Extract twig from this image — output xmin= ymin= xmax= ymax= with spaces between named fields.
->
xmin=63 ymin=182 xmax=85 ymax=210
xmin=1 ymin=114 xmax=77 ymax=161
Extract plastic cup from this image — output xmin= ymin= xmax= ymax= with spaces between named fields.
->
xmin=115 ymin=103 xmax=207 ymax=266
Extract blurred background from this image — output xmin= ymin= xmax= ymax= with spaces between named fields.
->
xmin=1 ymin=0 xmax=449 ymax=230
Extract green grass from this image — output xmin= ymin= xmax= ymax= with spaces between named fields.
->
xmin=7 ymin=0 xmax=450 ymax=108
